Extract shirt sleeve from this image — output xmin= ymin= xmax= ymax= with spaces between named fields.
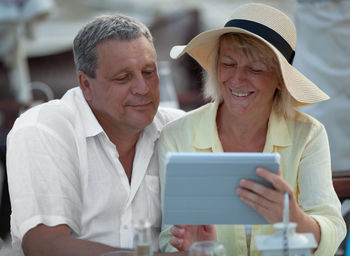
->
xmin=6 ymin=122 xmax=82 ymax=247
xmin=298 ymin=124 xmax=346 ymax=255
xmin=157 ymin=127 xmax=179 ymax=252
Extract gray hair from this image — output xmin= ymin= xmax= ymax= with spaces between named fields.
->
xmin=203 ymin=33 xmax=294 ymax=118
xmin=73 ymin=14 xmax=154 ymax=78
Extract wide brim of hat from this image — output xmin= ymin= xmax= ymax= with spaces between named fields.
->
xmin=170 ymin=27 xmax=329 ymax=108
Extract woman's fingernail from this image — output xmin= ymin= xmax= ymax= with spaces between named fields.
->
xmin=170 ymin=226 xmax=183 ymax=236
xmin=170 ymin=237 xmax=182 ymax=246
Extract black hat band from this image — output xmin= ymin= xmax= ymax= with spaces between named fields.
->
xmin=224 ymin=19 xmax=295 ymax=64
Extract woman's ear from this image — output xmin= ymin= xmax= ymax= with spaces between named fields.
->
xmin=78 ymin=71 xmax=93 ymax=101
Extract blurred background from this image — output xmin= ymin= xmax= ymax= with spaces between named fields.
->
xmin=0 ymin=0 xmax=295 ymax=111
xmin=0 ymin=0 xmax=349 ymax=255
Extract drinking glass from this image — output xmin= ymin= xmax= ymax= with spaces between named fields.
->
xmin=100 ymin=251 xmax=135 ymax=256
xmin=189 ymin=241 xmax=226 ymax=256
xmin=133 ymin=219 xmax=152 ymax=256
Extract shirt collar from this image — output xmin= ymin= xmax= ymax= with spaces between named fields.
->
xmin=141 ymin=110 xmax=164 ymax=142
xmin=264 ymin=107 xmax=292 ymax=152
xmin=74 ymin=87 xmax=104 ymax=138
xmin=192 ymin=101 xmax=292 ymax=152
xmin=193 ymin=102 xmax=221 ymax=151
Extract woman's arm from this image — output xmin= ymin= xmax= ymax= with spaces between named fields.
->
xmin=237 ymin=124 xmax=346 ymax=255
xmin=237 ymin=167 xmax=321 ymax=243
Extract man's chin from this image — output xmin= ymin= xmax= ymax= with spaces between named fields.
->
xmin=128 ymin=110 xmax=156 ymax=128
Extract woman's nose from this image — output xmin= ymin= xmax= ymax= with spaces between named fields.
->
xmin=230 ymin=67 xmax=247 ymax=84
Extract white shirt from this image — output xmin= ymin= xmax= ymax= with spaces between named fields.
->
xmin=6 ymin=87 xmax=184 ymax=253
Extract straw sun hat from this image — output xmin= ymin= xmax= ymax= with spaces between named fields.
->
xmin=170 ymin=3 xmax=329 ymax=107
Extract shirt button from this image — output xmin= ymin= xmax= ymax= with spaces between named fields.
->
xmin=123 ymin=225 xmax=128 ymax=230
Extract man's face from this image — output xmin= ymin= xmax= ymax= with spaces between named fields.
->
xmin=81 ymin=36 xmax=160 ymax=134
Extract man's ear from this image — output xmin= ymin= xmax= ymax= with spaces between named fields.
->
xmin=276 ymin=80 xmax=283 ymax=91
xmin=78 ymin=71 xmax=93 ymax=101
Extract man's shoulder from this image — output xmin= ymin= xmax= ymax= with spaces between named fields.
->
xmin=155 ymin=107 xmax=186 ymax=127
xmin=10 ymin=88 xmax=82 ymax=134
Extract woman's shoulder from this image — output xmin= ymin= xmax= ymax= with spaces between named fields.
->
xmin=291 ymin=109 xmax=324 ymax=126
xmin=286 ymin=109 xmax=326 ymax=138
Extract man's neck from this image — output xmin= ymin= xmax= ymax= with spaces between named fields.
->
xmin=89 ymin=107 xmax=146 ymax=181
xmin=108 ymin=128 xmax=141 ymax=183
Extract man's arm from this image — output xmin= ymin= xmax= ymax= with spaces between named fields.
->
xmin=22 ymin=224 xmax=119 ymax=256
xmin=23 ymin=224 xmax=189 ymax=256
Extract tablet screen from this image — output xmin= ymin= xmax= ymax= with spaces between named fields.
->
xmin=163 ymin=152 xmax=280 ymax=225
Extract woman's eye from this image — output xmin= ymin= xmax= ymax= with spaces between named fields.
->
xmin=222 ymin=62 xmax=235 ymax=67
xmin=250 ymin=68 xmax=263 ymax=73
xmin=249 ymin=62 xmax=268 ymax=73
xmin=249 ymin=65 xmax=267 ymax=73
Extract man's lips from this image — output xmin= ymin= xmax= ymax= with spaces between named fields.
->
xmin=126 ymin=100 xmax=153 ymax=108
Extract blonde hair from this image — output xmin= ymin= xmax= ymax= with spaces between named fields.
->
xmin=203 ymin=33 xmax=294 ymax=118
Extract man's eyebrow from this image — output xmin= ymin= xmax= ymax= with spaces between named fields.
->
xmin=144 ymin=62 xmax=157 ymax=68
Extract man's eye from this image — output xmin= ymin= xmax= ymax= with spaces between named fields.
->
xmin=143 ymin=70 xmax=155 ymax=76
xmin=252 ymin=69 xmax=262 ymax=73
xmin=115 ymin=75 xmax=128 ymax=81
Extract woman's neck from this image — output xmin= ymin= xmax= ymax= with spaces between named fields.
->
xmin=216 ymin=103 xmax=271 ymax=152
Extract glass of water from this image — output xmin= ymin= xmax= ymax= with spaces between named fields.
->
xmin=100 ymin=251 xmax=135 ymax=256
xmin=133 ymin=219 xmax=152 ymax=256
xmin=189 ymin=241 xmax=226 ymax=256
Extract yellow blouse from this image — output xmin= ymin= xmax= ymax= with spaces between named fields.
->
xmin=158 ymin=102 xmax=346 ymax=256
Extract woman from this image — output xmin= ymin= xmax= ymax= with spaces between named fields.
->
xmin=158 ymin=3 xmax=346 ymax=256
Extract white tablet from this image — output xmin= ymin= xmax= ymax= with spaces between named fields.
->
xmin=163 ymin=152 xmax=280 ymax=225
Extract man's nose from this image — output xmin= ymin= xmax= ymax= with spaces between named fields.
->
xmin=131 ymin=74 xmax=150 ymax=95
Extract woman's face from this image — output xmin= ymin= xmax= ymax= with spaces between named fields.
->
xmin=217 ymin=38 xmax=281 ymax=119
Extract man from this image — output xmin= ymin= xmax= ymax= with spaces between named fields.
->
xmin=6 ymin=14 xmax=183 ymax=255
